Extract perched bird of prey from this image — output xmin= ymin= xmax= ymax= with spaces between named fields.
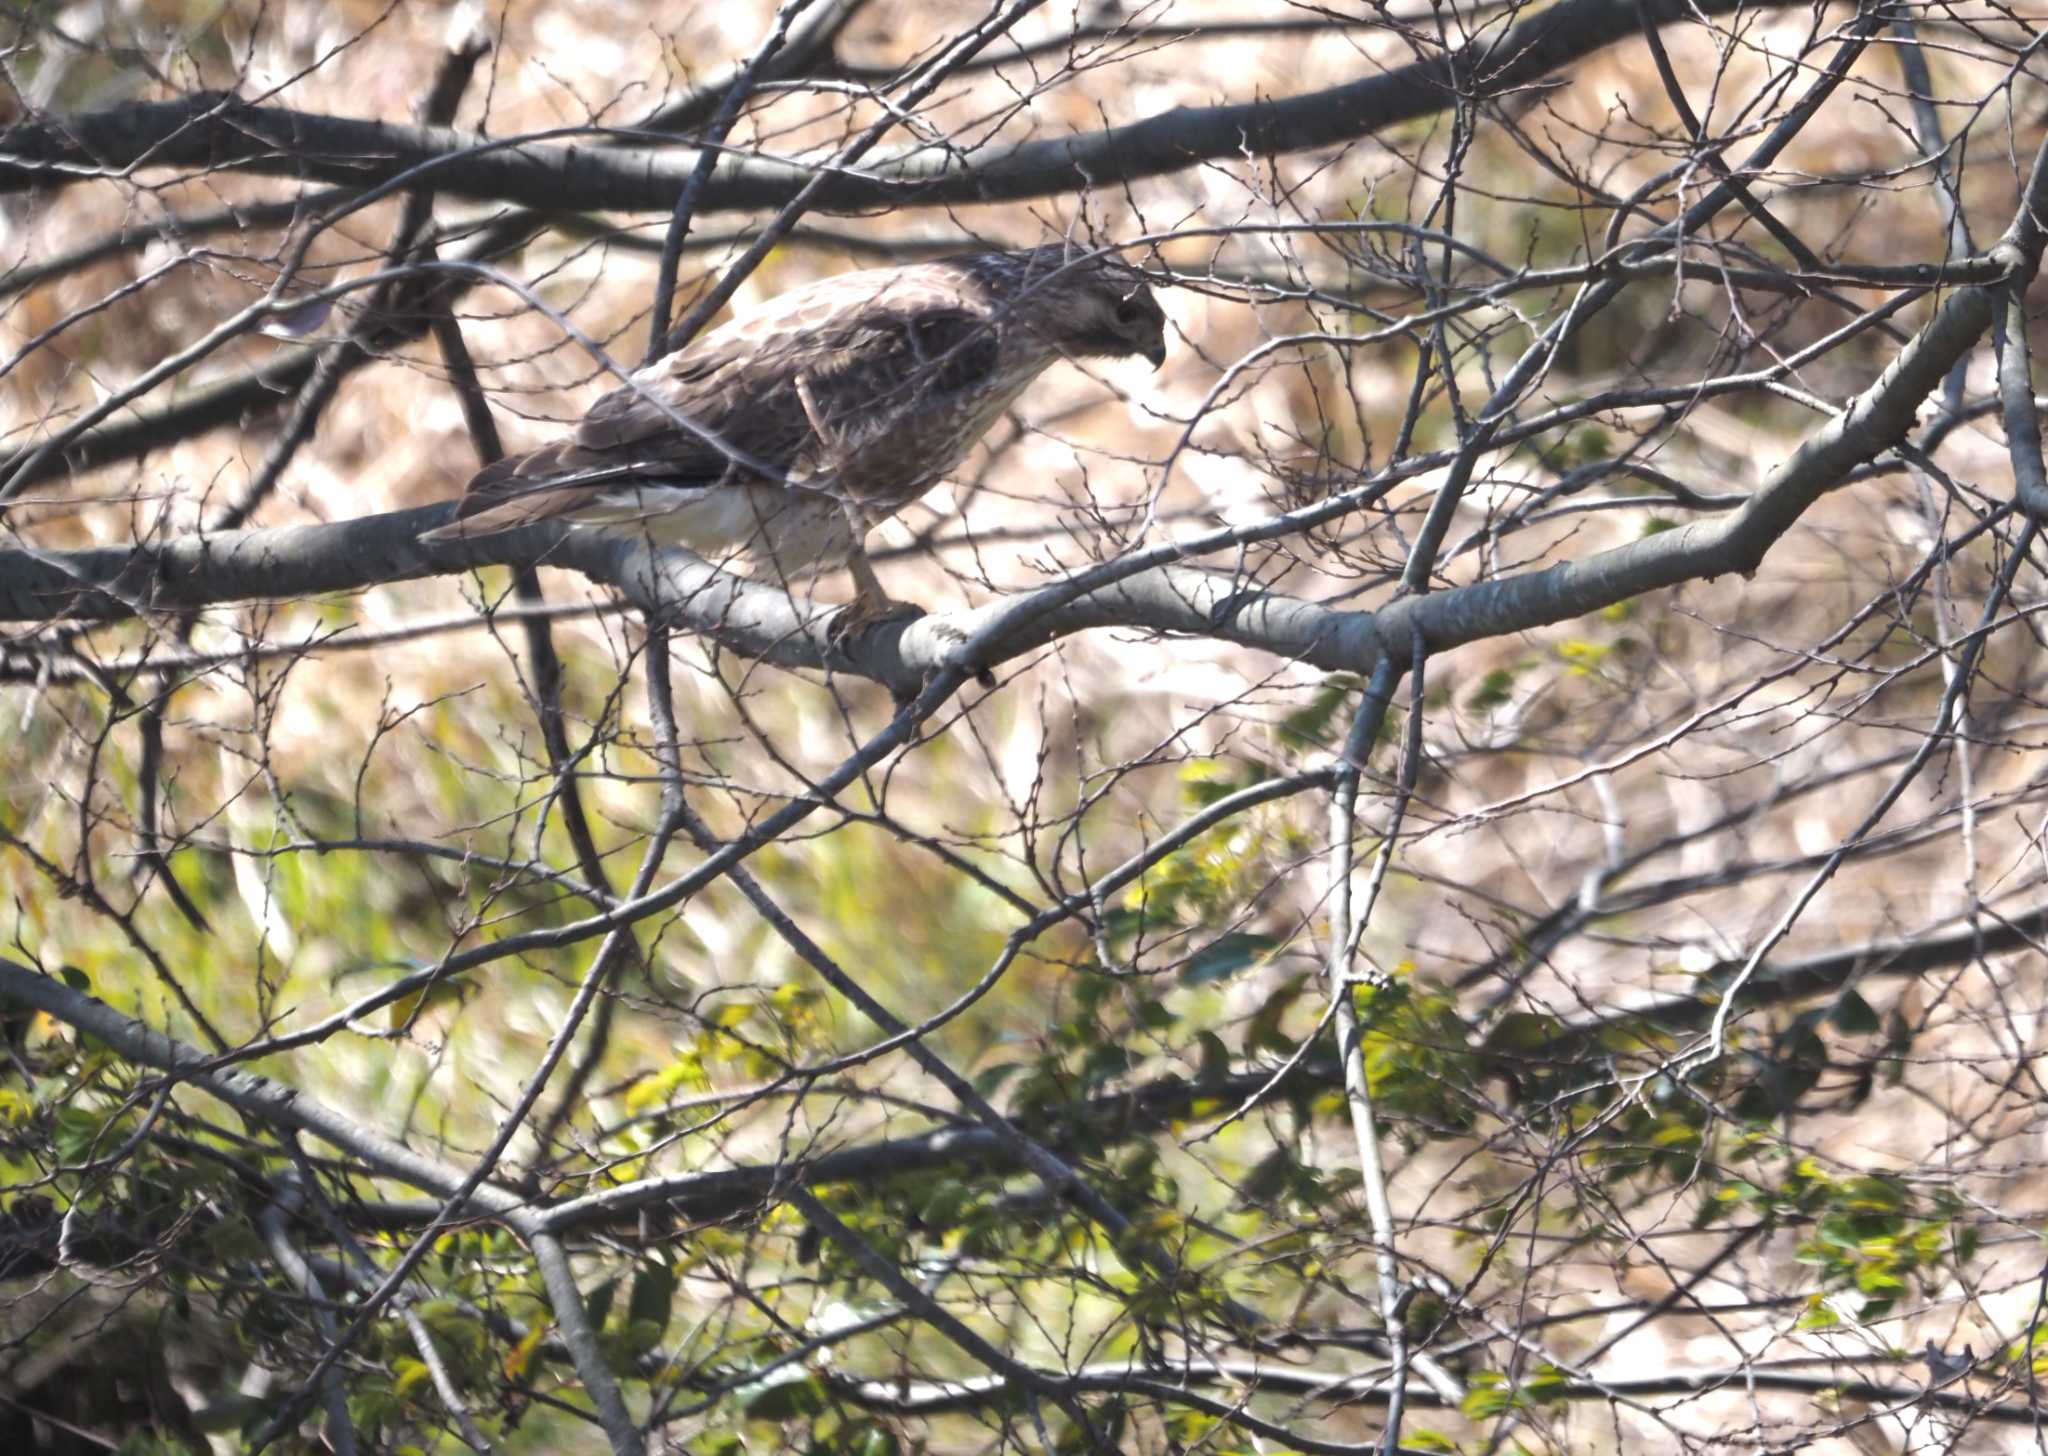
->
xmin=426 ymin=244 xmax=1168 ymax=635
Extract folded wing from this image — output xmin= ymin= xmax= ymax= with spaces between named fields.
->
xmin=426 ymin=281 xmax=1003 ymax=542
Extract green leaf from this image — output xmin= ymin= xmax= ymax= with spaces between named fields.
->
xmin=391 ymin=1357 xmax=432 ymax=1398
xmin=972 ymin=1061 xmax=1021 ymax=1097
xmin=585 ymin=1276 xmax=617 ymax=1332
xmin=1465 ymin=668 xmax=1518 ymax=712
xmin=737 ymin=1366 xmax=828 ymax=1420
xmin=1181 ymin=932 xmax=1279 ymax=985
xmin=1247 ymin=972 xmax=1309 ymax=1054
xmin=53 ymin=1106 xmax=115 ymax=1163
xmin=628 ymin=1262 xmax=676 ymax=1332
xmin=1830 ymin=989 xmax=1880 ymax=1034
xmin=1279 ymin=674 xmax=1360 ymax=748
xmin=819 ymin=1424 xmax=900 ymax=1456
xmin=1484 ymin=1012 xmax=1560 ymax=1053
xmin=1460 ymin=1371 xmax=1513 ymax=1419
xmin=1796 ymin=1300 xmax=1838 ymax=1330
xmin=1523 ymin=1362 xmax=1570 ymax=1400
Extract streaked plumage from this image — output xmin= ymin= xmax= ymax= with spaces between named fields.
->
xmin=426 ymin=245 xmax=1168 ymax=631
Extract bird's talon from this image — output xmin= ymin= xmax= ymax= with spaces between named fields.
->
xmin=827 ymin=597 xmax=927 ymax=651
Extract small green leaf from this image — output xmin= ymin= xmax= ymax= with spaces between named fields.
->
xmin=53 ymin=1106 xmax=113 ymax=1163
xmin=392 ymin=1358 xmax=432 ymax=1398
xmin=1465 ymin=668 xmax=1518 ymax=712
xmin=628 ymin=1262 xmax=676 ymax=1332
xmin=1182 ymin=932 xmax=1278 ymax=986
xmin=585 ymin=1276 xmax=617 ymax=1332
xmin=1460 ymin=1370 xmax=1513 ymax=1419
xmin=1796 ymin=1300 xmax=1838 ymax=1330
xmin=830 ymin=1423 xmax=900 ymax=1456
xmin=736 ymin=1366 xmax=827 ymax=1420
xmin=1484 ymin=1012 xmax=1560 ymax=1053
xmin=1247 ymin=972 xmax=1309 ymax=1053
xmin=972 ymin=1062 xmax=1021 ymax=1097
xmin=1830 ymin=989 xmax=1880 ymax=1034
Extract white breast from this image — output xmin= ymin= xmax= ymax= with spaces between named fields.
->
xmin=579 ymin=481 xmax=859 ymax=579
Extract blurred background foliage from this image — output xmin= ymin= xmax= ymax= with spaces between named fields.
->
xmin=6 ymin=0 xmax=2048 ymax=1453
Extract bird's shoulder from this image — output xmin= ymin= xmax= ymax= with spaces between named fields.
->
xmin=721 ymin=260 xmax=1003 ymax=377
xmin=581 ymin=263 xmax=1006 ymax=449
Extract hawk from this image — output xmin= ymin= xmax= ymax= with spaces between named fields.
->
xmin=426 ymin=245 xmax=1169 ymax=635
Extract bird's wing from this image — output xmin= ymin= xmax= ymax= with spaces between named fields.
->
xmin=435 ymin=275 xmax=1002 ymax=537
xmin=795 ymin=306 xmax=1002 ymax=464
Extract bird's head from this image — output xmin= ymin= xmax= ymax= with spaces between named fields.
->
xmin=977 ymin=245 xmax=1169 ymax=370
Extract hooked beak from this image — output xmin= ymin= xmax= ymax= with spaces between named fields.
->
xmin=1143 ymin=339 xmax=1167 ymax=370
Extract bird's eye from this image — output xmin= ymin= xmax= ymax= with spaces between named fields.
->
xmin=1114 ymin=300 xmax=1140 ymax=324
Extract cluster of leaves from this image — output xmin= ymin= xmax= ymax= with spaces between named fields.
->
xmin=1710 ymin=1135 xmax=1976 ymax=1323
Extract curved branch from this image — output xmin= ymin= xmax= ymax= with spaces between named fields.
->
xmin=0 ymin=231 xmax=2014 ymax=702
xmin=0 ymin=503 xmax=1378 ymax=699
xmin=0 ymin=0 xmax=1791 ymax=216
xmin=1551 ymin=899 xmax=2048 ymax=1058
xmin=0 ymin=956 xmax=527 ymax=1220
xmin=820 ymin=1358 xmax=2023 ymax=1426
xmin=7 ymin=883 xmax=2041 ymax=1249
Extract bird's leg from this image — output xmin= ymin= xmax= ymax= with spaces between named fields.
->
xmin=793 ymin=373 xmax=927 ymax=647
xmin=827 ymin=525 xmax=926 ymax=647
xmin=793 ymin=375 xmax=842 ymax=470
xmin=843 ymin=530 xmax=990 ymax=695
xmin=844 ymin=538 xmax=893 ymax=614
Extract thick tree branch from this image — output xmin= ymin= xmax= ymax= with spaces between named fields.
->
xmin=0 ymin=958 xmax=529 ymax=1216
xmin=0 ymin=212 xmax=2030 ymax=710
xmin=0 ymin=957 xmax=642 ymax=1454
xmin=0 ymin=504 xmax=1381 ymax=699
xmin=4 ymin=880 xmax=2038 ymax=1271
xmin=817 ymin=1358 xmax=2030 ymax=1426
xmin=0 ymin=0 xmax=1794 ymax=216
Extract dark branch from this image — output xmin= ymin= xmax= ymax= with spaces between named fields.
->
xmin=0 ymin=0 xmax=1794 ymax=216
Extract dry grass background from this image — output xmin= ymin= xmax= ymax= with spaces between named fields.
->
xmin=8 ymin=1 xmax=2048 ymax=1451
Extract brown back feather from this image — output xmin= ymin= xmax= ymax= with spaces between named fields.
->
xmin=438 ymin=248 xmax=1157 ymax=538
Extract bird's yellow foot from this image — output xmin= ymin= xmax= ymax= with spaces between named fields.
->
xmin=828 ymin=597 xmax=995 ymax=700
xmin=827 ymin=593 xmax=927 ymax=650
